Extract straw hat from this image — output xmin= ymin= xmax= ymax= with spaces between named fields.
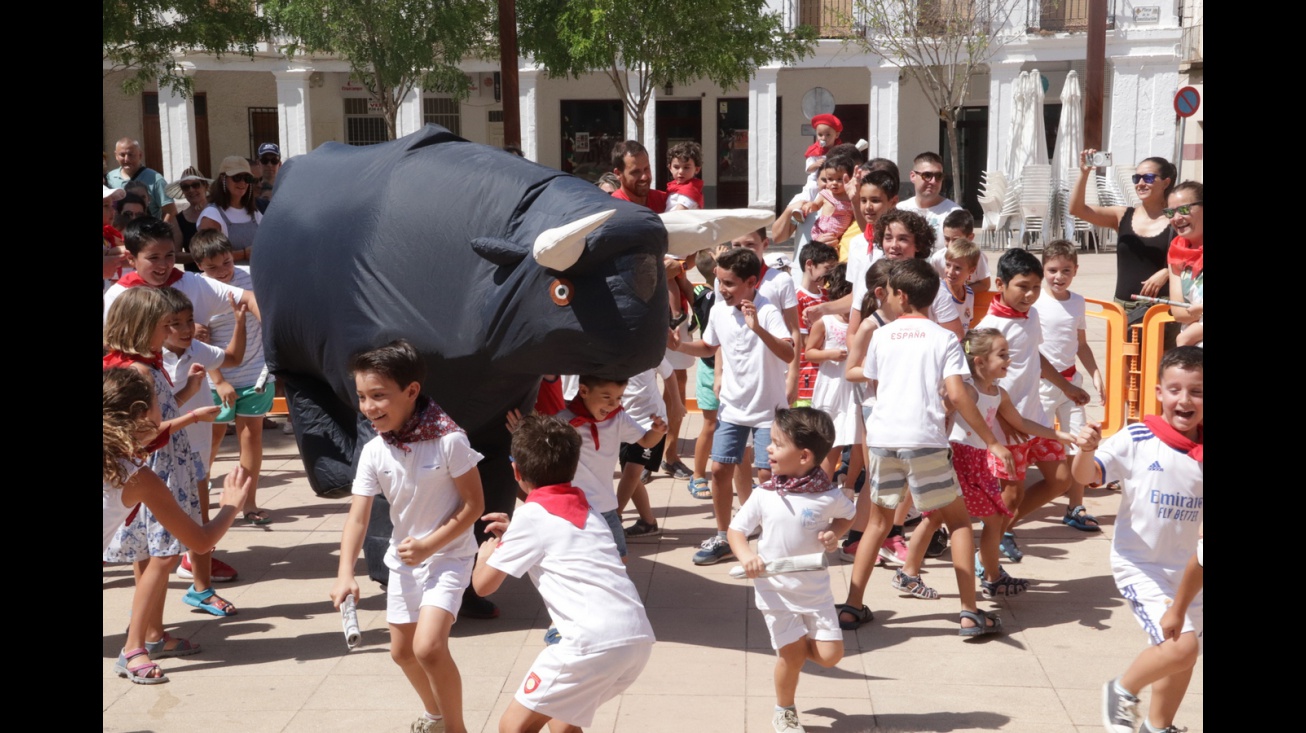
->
xmin=165 ymin=166 xmax=213 ymax=199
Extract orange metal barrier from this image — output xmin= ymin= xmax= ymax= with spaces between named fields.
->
xmin=1136 ymin=305 xmax=1176 ymax=420
xmin=1085 ymin=298 xmax=1127 ymax=438
xmin=271 ymin=396 xmax=289 ymax=416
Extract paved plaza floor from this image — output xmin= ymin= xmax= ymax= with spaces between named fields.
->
xmin=103 ymin=252 xmax=1202 ymax=732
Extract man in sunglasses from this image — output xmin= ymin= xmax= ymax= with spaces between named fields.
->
xmin=898 ymin=151 xmax=962 ymax=250
xmin=256 ymin=143 xmax=282 ymax=213
xmin=107 ymin=137 xmax=179 ymax=227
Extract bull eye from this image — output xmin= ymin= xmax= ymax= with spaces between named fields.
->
xmin=549 ymin=278 xmax=575 ymax=306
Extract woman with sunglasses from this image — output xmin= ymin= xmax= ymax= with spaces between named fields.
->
xmin=1165 ymin=182 xmax=1202 ymax=347
xmin=166 ymin=167 xmax=213 ymax=272
xmin=1070 ymin=150 xmax=1175 ymax=324
xmin=198 ymin=156 xmax=263 ymax=265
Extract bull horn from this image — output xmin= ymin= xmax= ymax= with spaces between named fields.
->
xmin=532 ymin=210 xmax=616 ymax=270
xmin=660 ymin=209 xmax=776 ymax=257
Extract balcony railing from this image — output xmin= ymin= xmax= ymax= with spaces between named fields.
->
xmin=1180 ymin=23 xmax=1202 ymax=64
xmin=1027 ymin=0 xmax=1115 ymax=33
xmin=799 ymin=0 xmax=860 ymax=39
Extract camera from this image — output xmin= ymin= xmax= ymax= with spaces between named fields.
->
xmin=1090 ymin=151 xmax=1113 ymax=167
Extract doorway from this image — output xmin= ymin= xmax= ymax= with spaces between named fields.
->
xmin=560 ymin=100 xmax=625 ymax=183
xmin=716 ymin=98 xmax=749 ymax=208
xmin=938 ymin=106 xmax=988 ymax=218
xmin=655 ymin=100 xmax=702 ymax=191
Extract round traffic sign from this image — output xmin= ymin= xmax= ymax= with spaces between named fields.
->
xmin=1174 ymin=86 xmax=1200 ymax=118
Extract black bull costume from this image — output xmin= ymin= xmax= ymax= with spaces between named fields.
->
xmin=254 ymin=125 xmax=770 ymax=581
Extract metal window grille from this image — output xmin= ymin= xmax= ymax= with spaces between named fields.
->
xmin=422 ymin=97 xmax=461 ymax=135
xmin=345 ymin=98 xmax=388 ymax=146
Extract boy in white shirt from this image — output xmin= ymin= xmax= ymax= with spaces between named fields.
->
xmin=617 ymin=359 xmax=674 ymax=540
xmin=897 ymin=151 xmax=962 ymax=250
xmin=729 ymin=408 xmax=855 ymax=733
xmin=1030 ymin=240 xmax=1105 ymax=533
xmin=1072 ymin=347 xmax=1202 ymax=733
xmin=671 ymin=247 xmax=795 ymax=565
xmin=836 ymin=259 xmax=1013 ymax=636
xmin=331 ymin=340 xmax=485 ymax=733
xmin=939 ymin=238 xmax=981 ymax=332
xmin=731 ymin=229 xmax=802 ymax=406
xmin=927 ymin=209 xmax=991 ymax=293
xmin=474 ymin=414 xmax=655 ymax=733
xmin=975 ymin=249 xmax=1088 ymax=564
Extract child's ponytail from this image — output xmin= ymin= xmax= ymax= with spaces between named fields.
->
xmin=103 ymin=367 xmax=155 ymax=487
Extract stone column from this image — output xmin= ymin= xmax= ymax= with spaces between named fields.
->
xmin=1108 ymin=56 xmax=1179 ymax=167
xmin=396 ymin=84 xmax=424 ymax=138
xmin=986 ymin=61 xmax=1023 ymax=177
xmin=867 ymin=66 xmax=900 ymax=164
xmin=748 ymin=67 xmax=779 ymax=209
xmin=519 ymin=68 xmax=539 ymax=162
xmin=274 ymin=67 xmax=314 ymax=159
xmin=156 ymin=64 xmax=197 ymax=182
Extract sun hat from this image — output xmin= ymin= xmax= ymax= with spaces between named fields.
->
xmin=218 ymin=156 xmax=252 ymax=178
xmin=164 ymin=166 xmax=213 ymax=199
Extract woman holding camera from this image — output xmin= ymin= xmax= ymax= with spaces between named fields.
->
xmin=1069 ymin=150 xmax=1175 ymax=324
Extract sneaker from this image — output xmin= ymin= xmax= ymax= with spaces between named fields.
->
xmin=661 ymin=460 xmax=693 ymax=480
xmin=177 ymin=554 xmax=238 ymax=582
xmin=281 ymin=422 xmax=295 ymax=435
xmin=925 ymin=528 xmax=949 ymax=558
xmin=1000 ymin=532 xmax=1024 ymax=563
xmin=1101 ymin=677 xmax=1140 ymax=733
xmin=1142 ymin=724 xmax=1187 ymax=733
xmin=624 ymin=519 xmax=661 ymax=542
xmin=411 ymin=715 xmax=446 ymax=733
xmin=772 ymin=707 xmax=805 ymax=733
xmin=458 ymin=587 xmax=499 ymax=620
xmin=878 ymin=535 xmax=908 ymax=566
xmin=981 ymin=568 xmax=1029 ymax=599
xmin=903 ymin=504 xmax=923 ymax=526
xmin=838 ymin=539 xmax=859 ymax=563
xmin=692 ymin=536 xmax=734 ymax=566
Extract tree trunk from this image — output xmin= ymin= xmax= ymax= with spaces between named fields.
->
xmin=945 ymin=113 xmax=963 ymax=208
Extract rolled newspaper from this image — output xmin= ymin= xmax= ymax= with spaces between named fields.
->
xmin=253 ymin=365 xmax=271 ymax=394
xmin=729 ymin=552 xmax=829 ymax=579
xmin=340 ymin=593 xmax=361 ymax=649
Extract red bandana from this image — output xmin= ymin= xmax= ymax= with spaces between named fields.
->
xmin=1143 ymin=415 xmax=1203 ymax=463
xmin=987 ymin=295 xmax=1028 ymax=320
xmin=117 ymin=269 xmax=184 ymax=289
xmin=103 ymin=352 xmax=171 ymax=453
xmin=380 ymin=395 xmax=464 ymax=453
xmin=1168 ymin=236 xmax=1203 ymax=281
xmin=566 ymin=396 xmax=624 ymax=450
xmin=524 ymin=483 xmax=590 ymax=529
xmin=104 ymin=224 xmax=123 ymax=247
xmin=760 ymin=467 xmax=834 ymax=495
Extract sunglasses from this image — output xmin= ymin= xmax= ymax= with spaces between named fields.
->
xmin=1162 ymin=202 xmax=1201 ymax=218
xmin=180 ymin=181 xmax=206 ymax=192
xmin=228 ymin=174 xmax=256 ymax=184
xmin=1131 ymin=172 xmax=1162 ymax=184
xmin=913 ymin=170 xmax=943 ymax=182
xmin=260 ymin=157 xmax=281 ymax=166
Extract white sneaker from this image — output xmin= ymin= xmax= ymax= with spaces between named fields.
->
xmin=410 ymin=716 xmax=445 ymax=733
xmin=772 ymin=708 xmax=805 ymax=733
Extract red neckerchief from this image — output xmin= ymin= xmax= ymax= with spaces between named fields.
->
xmin=759 ymin=262 xmax=769 ymax=281
xmin=1168 ymin=236 xmax=1203 ymax=281
xmin=1143 ymin=415 xmax=1203 ymax=463
xmin=760 ymin=467 xmax=834 ymax=495
xmin=117 ymin=269 xmax=184 ymax=289
xmin=524 ymin=483 xmax=590 ymax=529
xmin=566 ymin=396 xmax=624 ymax=450
xmin=534 ymin=377 xmax=565 ymax=416
xmin=865 ymin=225 xmax=875 ymax=255
xmin=104 ymin=224 xmax=123 ymax=246
xmin=987 ymin=295 xmax=1028 ymax=320
xmin=381 ymin=395 xmax=464 ymax=453
xmin=803 ymin=139 xmax=842 ymax=158
xmin=103 ymin=352 xmax=171 ymax=453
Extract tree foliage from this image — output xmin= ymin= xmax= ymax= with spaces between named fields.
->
xmin=269 ymin=0 xmax=495 ymax=140
xmin=854 ymin=0 xmax=1024 ymax=203
xmin=517 ymin=0 xmax=818 ymax=139
xmin=103 ymin=0 xmax=272 ymax=96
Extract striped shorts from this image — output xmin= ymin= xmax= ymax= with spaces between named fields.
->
xmin=866 ymin=446 xmax=961 ymax=512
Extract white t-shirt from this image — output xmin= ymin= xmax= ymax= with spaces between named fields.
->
xmin=758 ymin=266 xmax=798 ymax=312
xmin=104 ymin=271 xmax=245 ymax=325
xmin=162 ymin=340 xmax=225 ymax=463
xmin=1030 ymin=290 xmax=1086 ymax=372
xmin=1096 ymin=423 xmax=1203 ymax=591
xmin=864 ymin=316 xmax=969 ymax=449
xmin=488 ymin=501 xmax=655 ymax=653
xmin=205 ymin=267 xmax=265 ymax=388
xmin=898 ymin=196 xmax=963 ymax=250
xmin=352 ymin=431 xmax=483 ymax=570
xmin=845 ymin=231 xmax=874 ymax=316
xmin=929 ymin=280 xmax=961 ymax=327
xmin=948 ymin=285 xmax=976 ymax=333
xmin=197 ymin=205 xmax=264 ymax=236
xmin=975 ymin=309 xmax=1048 ymax=427
xmin=702 ymin=293 xmax=791 ymax=427
xmin=555 ymin=407 xmax=646 ymax=513
xmin=729 ymin=485 xmax=855 ymax=612
xmin=103 ymin=460 xmax=141 ymax=552
xmin=948 ymin=386 xmax=1002 ymax=450
xmin=622 ymin=359 xmax=673 ymax=429
xmin=928 ymin=248 xmax=991 ymax=287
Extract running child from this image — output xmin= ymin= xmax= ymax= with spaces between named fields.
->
xmin=473 ymin=413 xmax=655 ymax=733
xmin=665 ymin=141 xmax=704 ymax=210
xmin=104 ymin=367 xmax=250 ymax=684
xmin=728 ymin=408 xmax=855 ymax=733
xmin=687 ymin=246 xmax=727 ymax=500
xmin=1072 ymin=347 xmax=1203 ymax=733
xmin=330 ymin=340 xmax=485 ymax=733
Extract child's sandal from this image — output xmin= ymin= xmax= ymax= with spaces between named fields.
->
xmin=891 ymin=569 xmax=940 ymax=600
xmin=958 ymin=609 xmax=1002 ymax=639
xmin=114 ymin=648 xmax=169 ymax=685
xmin=145 ymin=631 xmax=203 ymax=658
xmin=836 ymin=603 xmax=874 ymax=630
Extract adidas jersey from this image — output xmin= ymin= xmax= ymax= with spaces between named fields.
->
xmin=1096 ymin=423 xmax=1203 ymax=590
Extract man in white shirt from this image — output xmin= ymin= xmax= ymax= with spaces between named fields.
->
xmin=898 ymin=151 xmax=963 ymax=251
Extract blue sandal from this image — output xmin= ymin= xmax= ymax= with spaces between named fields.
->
xmin=999 ymin=532 xmax=1024 ymax=563
xmin=687 ymin=477 xmax=712 ymax=499
xmin=958 ymin=609 xmax=1002 ymax=639
xmin=183 ymin=585 xmax=238 ymax=617
xmin=1063 ymin=505 xmax=1102 ymax=532
xmin=145 ymin=632 xmax=202 ymax=659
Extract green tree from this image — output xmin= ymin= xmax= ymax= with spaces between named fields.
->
xmin=270 ymin=0 xmax=495 ymax=140
xmin=103 ymin=0 xmax=272 ymax=96
xmin=853 ymin=0 xmax=1023 ymax=204
xmin=517 ymin=0 xmax=817 ymax=140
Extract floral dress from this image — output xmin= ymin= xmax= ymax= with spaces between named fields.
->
xmin=103 ymin=366 xmax=203 ymax=561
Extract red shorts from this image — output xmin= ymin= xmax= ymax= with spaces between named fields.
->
xmin=950 ymin=442 xmax=1011 ymax=518
xmin=986 ymin=436 xmax=1067 ymax=481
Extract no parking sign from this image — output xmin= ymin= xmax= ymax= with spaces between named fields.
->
xmin=1174 ymin=86 xmax=1200 ymax=117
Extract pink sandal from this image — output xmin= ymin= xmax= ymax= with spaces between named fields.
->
xmin=114 ymin=647 xmax=168 ymax=684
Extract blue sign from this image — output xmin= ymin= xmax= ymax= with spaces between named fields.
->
xmin=1174 ymin=87 xmax=1200 ymax=118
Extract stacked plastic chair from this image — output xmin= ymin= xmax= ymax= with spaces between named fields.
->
xmin=1017 ymin=164 xmax=1053 ymax=250
xmin=976 ymin=170 xmax=1010 ymax=250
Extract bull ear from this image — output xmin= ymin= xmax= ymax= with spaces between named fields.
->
xmin=660 ymin=209 xmax=776 ymax=257
xmin=471 ymin=237 xmax=529 ymax=266
xmin=532 ymin=210 xmax=616 ymax=271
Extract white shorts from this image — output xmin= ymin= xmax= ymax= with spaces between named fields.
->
xmin=385 ymin=554 xmax=474 ymax=625
xmin=762 ymin=606 xmax=843 ymax=650
xmin=1038 ymin=372 xmax=1087 ymax=453
xmin=1120 ymin=576 xmax=1204 ymax=655
xmin=664 ymin=321 xmax=695 ymax=370
xmin=515 ymin=641 xmax=653 ymax=728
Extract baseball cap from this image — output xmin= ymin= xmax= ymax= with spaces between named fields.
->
xmin=257 ymin=142 xmax=282 ymax=159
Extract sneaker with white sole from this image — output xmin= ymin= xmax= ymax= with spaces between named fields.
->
xmin=1102 ymin=677 xmax=1140 ymax=733
xmin=177 ymin=554 xmax=238 ymax=582
xmin=878 ymin=535 xmax=908 ymax=566
xmin=410 ymin=715 xmax=445 ymax=733
xmin=624 ymin=519 xmax=661 ymax=542
xmin=838 ymin=539 xmax=860 ymax=563
xmin=692 ymin=535 xmax=734 ymax=566
xmin=772 ymin=707 xmax=805 ymax=733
